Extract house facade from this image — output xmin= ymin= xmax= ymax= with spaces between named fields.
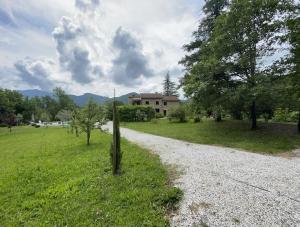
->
xmin=128 ymin=93 xmax=180 ymax=116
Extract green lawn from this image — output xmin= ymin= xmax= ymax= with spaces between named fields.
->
xmin=122 ymin=119 xmax=300 ymax=154
xmin=0 ymin=126 xmax=181 ymax=226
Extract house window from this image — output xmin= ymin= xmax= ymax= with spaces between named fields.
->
xmin=155 ymin=109 xmax=160 ymax=113
xmin=145 ymin=101 xmax=149 ymax=105
xmin=156 ymin=101 xmax=159 ymax=105
xmin=164 ymin=101 xmax=167 ymax=106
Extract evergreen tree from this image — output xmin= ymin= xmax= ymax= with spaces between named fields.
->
xmin=110 ymin=99 xmax=122 ymax=175
xmin=163 ymin=72 xmax=178 ymax=96
xmin=180 ymin=0 xmax=229 ymax=121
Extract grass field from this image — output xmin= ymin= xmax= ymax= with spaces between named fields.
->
xmin=0 ymin=126 xmax=181 ymax=226
xmin=122 ymin=119 xmax=300 ymax=154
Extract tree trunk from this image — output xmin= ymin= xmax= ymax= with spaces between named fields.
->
xmin=251 ymin=101 xmax=257 ymax=130
xmin=298 ymin=111 xmax=300 ymax=133
xmin=214 ymin=111 xmax=222 ymax=122
xmin=216 ymin=113 xmax=222 ymax=122
xmin=87 ymin=129 xmax=90 ymax=145
xmin=75 ymin=127 xmax=79 ymax=137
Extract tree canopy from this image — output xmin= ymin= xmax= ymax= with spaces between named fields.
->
xmin=180 ymin=0 xmax=299 ymax=130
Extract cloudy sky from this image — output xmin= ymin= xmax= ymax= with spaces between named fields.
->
xmin=0 ymin=0 xmax=203 ymax=97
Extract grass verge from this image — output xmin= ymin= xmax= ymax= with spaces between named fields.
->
xmin=121 ymin=119 xmax=300 ymax=154
xmin=0 ymin=126 xmax=182 ymax=226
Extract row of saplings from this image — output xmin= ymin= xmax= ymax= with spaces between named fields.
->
xmin=61 ymin=99 xmax=120 ymax=175
xmin=67 ymin=101 xmax=186 ymax=174
xmin=67 ymin=101 xmax=186 ymax=175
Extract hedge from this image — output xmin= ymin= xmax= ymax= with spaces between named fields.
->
xmin=118 ymin=105 xmax=155 ymax=122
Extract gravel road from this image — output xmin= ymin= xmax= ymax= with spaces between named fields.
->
xmin=104 ymin=123 xmax=300 ymax=227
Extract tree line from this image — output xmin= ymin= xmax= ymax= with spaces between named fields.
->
xmin=180 ymin=0 xmax=299 ymax=132
xmin=0 ymin=88 xmax=106 ymax=142
xmin=0 ymin=88 xmax=74 ymax=128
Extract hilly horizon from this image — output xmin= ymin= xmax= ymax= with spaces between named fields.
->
xmin=18 ymin=89 xmax=138 ymax=106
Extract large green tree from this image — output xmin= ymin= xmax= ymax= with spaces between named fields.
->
xmin=271 ymin=7 xmax=300 ymax=132
xmin=212 ymin=0 xmax=295 ymax=129
xmin=180 ymin=0 xmax=229 ymax=121
xmin=182 ymin=0 xmax=295 ymax=128
xmin=41 ymin=96 xmax=59 ymax=121
xmin=0 ymin=89 xmax=23 ymax=129
xmin=53 ymin=87 xmax=76 ymax=111
xmin=287 ymin=15 xmax=300 ymax=132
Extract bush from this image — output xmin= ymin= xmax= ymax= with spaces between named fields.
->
xmin=35 ymin=125 xmax=40 ymax=128
xmin=155 ymin=113 xmax=164 ymax=119
xmin=273 ymin=108 xmax=299 ymax=122
xmin=168 ymin=105 xmax=186 ymax=123
xmin=118 ymin=105 xmax=155 ymax=122
xmin=104 ymin=100 xmax=124 ymax=120
xmin=194 ymin=115 xmax=201 ymax=123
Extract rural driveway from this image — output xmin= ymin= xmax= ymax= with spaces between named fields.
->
xmin=103 ymin=122 xmax=300 ymax=227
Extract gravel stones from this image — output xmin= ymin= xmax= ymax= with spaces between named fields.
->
xmin=104 ymin=123 xmax=300 ymax=227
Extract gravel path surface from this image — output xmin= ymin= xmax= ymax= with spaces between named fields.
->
xmin=104 ymin=123 xmax=300 ymax=227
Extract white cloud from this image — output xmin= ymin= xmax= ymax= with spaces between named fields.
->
xmin=111 ymin=27 xmax=154 ymax=86
xmin=14 ymin=57 xmax=66 ymax=90
xmin=0 ymin=0 xmax=203 ymax=96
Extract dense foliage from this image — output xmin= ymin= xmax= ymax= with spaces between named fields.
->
xmin=167 ymin=105 xmax=187 ymax=123
xmin=0 ymin=88 xmax=75 ymax=129
xmin=104 ymin=100 xmax=124 ymax=120
xmin=181 ymin=0 xmax=299 ymax=131
xmin=118 ymin=105 xmax=155 ymax=122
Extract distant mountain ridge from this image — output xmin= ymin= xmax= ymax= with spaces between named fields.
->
xmin=18 ymin=89 xmax=138 ymax=106
xmin=19 ymin=89 xmax=53 ymax=98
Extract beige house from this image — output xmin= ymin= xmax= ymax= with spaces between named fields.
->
xmin=128 ymin=93 xmax=180 ymax=116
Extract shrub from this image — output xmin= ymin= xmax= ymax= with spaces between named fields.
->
xmin=35 ymin=125 xmax=40 ymax=128
xmin=155 ymin=113 xmax=164 ymax=119
xmin=273 ymin=108 xmax=299 ymax=122
xmin=104 ymin=100 xmax=124 ymax=120
xmin=119 ymin=105 xmax=155 ymax=122
xmin=168 ymin=105 xmax=186 ymax=123
xmin=194 ymin=115 xmax=201 ymax=123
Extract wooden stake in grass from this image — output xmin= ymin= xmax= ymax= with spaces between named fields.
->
xmin=110 ymin=92 xmax=122 ymax=175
